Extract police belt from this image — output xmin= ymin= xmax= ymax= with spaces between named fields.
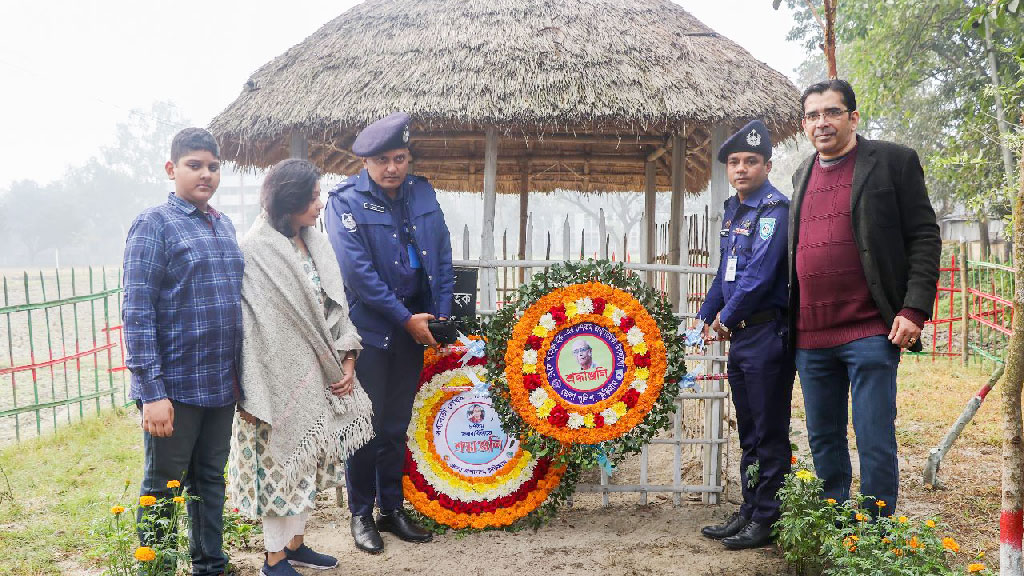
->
xmin=735 ymin=309 xmax=784 ymax=330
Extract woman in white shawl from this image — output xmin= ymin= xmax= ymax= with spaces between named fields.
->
xmin=229 ymin=159 xmax=374 ymax=576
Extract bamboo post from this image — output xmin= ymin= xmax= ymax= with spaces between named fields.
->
xmin=961 ymin=242 xmax=970 ymax=366
xmin=579 ymin=228 xmax=585 ymax=260
xmin=598 ymin=208 xmax=608 ymax=260
xmin=462 ymin=224 xmax=470 ymax=260
xmin=525 ymin=213 xmax=533 ymax=281
xmin=668 ymin=131 xmax=686 ymax=311
xmin=290 ymin=131 xmax=308 ymax=160
xmin=643 ymin=160 xmax=657 ymax=285
xmin=562 ymin=216 xmax=571 ymax=261
xmin=518 ymin=168 xmax=529 ymax=284
xmin=480 ymin=127 xmax=499 ymax=311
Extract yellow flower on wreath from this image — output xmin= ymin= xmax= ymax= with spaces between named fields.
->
xmin=611 ymin=402 xmax=627 ymax=417
xmin=631 ymin=342 xmax=648 ymax=355
xmin=134 ymin=547 xmax=156 ymax=562
xmin=565 ymin=301 xmax=579 ymax=318
xmin=634 ymin=367 xmax=650 ymax=381
xmin=794 ymin=469 xmax=814 ymax=482
xmin=110 ymin=506 xmax=125 ymax=515
xmin=537 ymin=398 xmax=555 ymax=418
xmin=583 ymin=414 xmax=595 ymax=428
xmin=532 ymin=326 xmax=549 ymax=338
xmin=166 ymin=480 xmax=181 ymax=489
xmin=523 ymin=363 xmax=537 ymax=374
xmin=139 ymin=495 xmax=157 ymax=507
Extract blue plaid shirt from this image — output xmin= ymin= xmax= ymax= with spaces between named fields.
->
xmin=122 ymin=193 xmax=244 ymax=407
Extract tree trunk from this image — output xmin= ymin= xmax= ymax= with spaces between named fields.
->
xmin=1000 ymin=136 xmax=1024 ymax=576
xmin=980 ymin=214 xmax=993 ymax=260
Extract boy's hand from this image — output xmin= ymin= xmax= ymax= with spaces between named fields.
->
xmin=142 ymin=399 xmax=174 ymax=437
xmin=405 ymin=313 xmax=438 ymax=347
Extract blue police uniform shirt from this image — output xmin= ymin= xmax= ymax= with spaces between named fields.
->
xmin=325 ymin=169 xmax=455 ymax=349
xmin=697 ymin=180 xmax=789 ymax=329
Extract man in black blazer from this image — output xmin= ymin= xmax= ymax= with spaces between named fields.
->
xmin=788 ymin=79 xmax=941 ymax=517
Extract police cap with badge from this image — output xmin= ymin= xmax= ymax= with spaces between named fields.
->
xmin=352 ymin=111 xmax=412 ymax=157
xmin=717 ymin=119 xmax=772 ymax=163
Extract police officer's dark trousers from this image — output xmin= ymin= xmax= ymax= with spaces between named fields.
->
xmin=727 ymin=317 xmax=794 ymax=525
xmin=345 ymin=328 xmax=424 ymax=516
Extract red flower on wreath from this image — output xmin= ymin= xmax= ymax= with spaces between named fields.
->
xmin=549 ymin=305 xmax=567 ymax=325
xmin=526 ymin=335 xmax=544 ymax=350
xmin=523 ymin=373 xmax=543 ymax=391
xmin=622 ymin=388 xmax=641 ymax=409
xmin=592 ymin=297 xmax=607 ymax=315
xmin=634 ymin=353 xmax=651 ymax=368
xmin=619 ymin=316 xmax=636 ymax=331
xmin=547 ymin=405 xmax=570 ymax=427
xmin=594 ymin=414 xmax=605 ymax=428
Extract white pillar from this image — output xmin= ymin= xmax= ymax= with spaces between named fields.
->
xmin=480 ymin=127 xmax=499 ymax=311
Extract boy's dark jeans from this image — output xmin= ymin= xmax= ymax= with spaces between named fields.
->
xmin=137 ymin=400 xmax=234 ymax=576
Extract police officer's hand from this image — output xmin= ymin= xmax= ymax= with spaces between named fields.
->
xmin=888 ymin=315 xmax=922 ymax=349
xmin=330 ymin=357 xmax=357 ymax=397
xmin=711 ymin=316 xmax=731 ymax=341
xmin=142 ymin=398 xmax=174 ymax=437
xmin=405 ymin=313 xmax=438 ymax=347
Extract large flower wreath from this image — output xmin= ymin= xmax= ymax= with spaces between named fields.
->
xmin=486 ymin=260 xmax=685 ymax=471
xmin=403 ymin=341 xmax=572 ymax=531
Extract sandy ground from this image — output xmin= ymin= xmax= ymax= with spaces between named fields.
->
xmin=226 ymin=494 xmax=788 ymax=576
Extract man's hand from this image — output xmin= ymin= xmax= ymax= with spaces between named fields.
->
xmin=142 ymin=398 xmax=174 ymax=437
xmin=710 ymin=316 xmax=731 ymax=340
xmin=330 ymin=357 xmax=357 ymax=397
xmin=888 ymin=315 xmax=922 ymax=349
xmin=405 ymin=313 xmax=438 ymax=347
xmin=700 ymin=323 xmax=712 ymax=343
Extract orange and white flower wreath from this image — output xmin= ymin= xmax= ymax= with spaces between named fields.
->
xmin=504 ymin=282 xmax=668 ymax=444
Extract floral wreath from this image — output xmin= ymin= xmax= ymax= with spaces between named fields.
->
xmin=486 ymin=260 xmax=685 ymax=471
xmin=403 ymin=342 xmax=569 ymax=531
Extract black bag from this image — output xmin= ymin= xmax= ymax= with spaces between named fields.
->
xmin=428 ymin=318 xmax=459 ymax=345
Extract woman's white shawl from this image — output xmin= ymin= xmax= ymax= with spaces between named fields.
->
xmin=238 ymin=215 xmax=373 ymax=487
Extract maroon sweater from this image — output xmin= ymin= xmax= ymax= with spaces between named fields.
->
xmin=795 ymin=148 xmax=891 ymax=349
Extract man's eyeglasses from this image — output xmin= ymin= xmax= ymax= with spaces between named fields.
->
xmin=802 ymin=108 xmax=852 ymax=122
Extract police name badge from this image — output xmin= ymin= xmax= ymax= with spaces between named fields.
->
xmin=341 ymin=212 xmax=357 ymax=232
xmin=725 ymin=256 xmax=738 ymax=282
xmin=759 ymin=217 xmax=777 ymax=240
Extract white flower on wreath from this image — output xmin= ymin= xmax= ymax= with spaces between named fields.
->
xmin=576 ymin=297 xmax=594 ymax=315
xmin=601 ymin=407 xmax=619 ymax=425
xmin=539 ymin=314 xmax=557 ymax=331
xmin=631 ymin=379 xmax=648 ymax=393
xmin=567 ymin=412 xmax=585 ymax=429
xmin=610 ymin=308 xmax=627 ymax=323
xmin=529 ymin=388 xmax=549 ymax=408
xmin=522 ymin=349 xmax=538 ymax=365
xmin=626 ymin=326 xmax=645 ymax=346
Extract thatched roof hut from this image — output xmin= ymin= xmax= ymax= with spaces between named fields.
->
xmin=211 ymin=0 xmax=801 ymax=195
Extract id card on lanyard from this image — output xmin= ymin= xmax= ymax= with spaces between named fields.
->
xmin=725 ymin=257 xmax=738 ymax=282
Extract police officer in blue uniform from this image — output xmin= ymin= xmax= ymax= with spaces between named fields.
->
xmin=696 ymin=120 xmax=795 ymax=550
xmin=325 ymin=111 xmax=455 ymax=554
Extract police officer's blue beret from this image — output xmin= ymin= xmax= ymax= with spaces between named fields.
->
xmin=716 ymin=119 xmax=772 ymax=163
xmin=351 ymin=111 xmax=412 ymax=157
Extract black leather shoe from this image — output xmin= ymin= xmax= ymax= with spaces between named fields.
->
xmin=376 ymin=509 xmax=433 ymax=543
xmin=701 ymin=512 xmax=750 ymax=540
xmin=350 ymin=514 xmax=384 ymax=554
xmin=722 ymin=520 xmax=773 ymax=550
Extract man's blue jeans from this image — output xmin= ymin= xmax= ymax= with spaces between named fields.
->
xmin=795 ymin=335 xmax=900 ymax=516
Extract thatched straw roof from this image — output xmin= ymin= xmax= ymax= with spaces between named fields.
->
xmin=211 ymin=0 xmax=802 ymax=194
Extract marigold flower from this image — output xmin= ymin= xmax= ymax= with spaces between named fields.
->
xmin=826 ymin=498 xmax=837 ymax=505
xmin=110 ymin=506 xmax=125 ymax=515
xmin=898 ymin=516 xmax=908 ymax=524
xmin=891 ymin=548 xmax=903 ymax=556
xmin=139 ymin=495 xmax=157 ymax=507
xmin=942 ymin=537 xmax=959 ymax=553
xmin=166 ymin=479 xmax=181 ymax=489
xmin=843 ymin=535 xmax=858 ymax=552
xmin=134 ymin=547 xmax=156 ymax=562
xmin=855 ymin=513 xmax=868 ymax=522
xmin=791 ymin=455 xmax=797 ymax=465
xmin=882 ymin=537 xmax=891 ymax=544
xmin=908 ymin=536 xmax=922 ymax=549
xmin=875 ymin=500 xmax=886 ymax=508
xmin=173 ymin=496 xmax=185 ymax=504
xmin=794 ymin=469 xmax=814 ymax=482
xmin=967 ymin=563 xmax=986 ymax=573
xmin=925 ymin=519 xmax=936 ymax=529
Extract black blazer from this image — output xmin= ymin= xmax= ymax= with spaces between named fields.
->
xmin=788 ymin=135 xmax=942 ymax=353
